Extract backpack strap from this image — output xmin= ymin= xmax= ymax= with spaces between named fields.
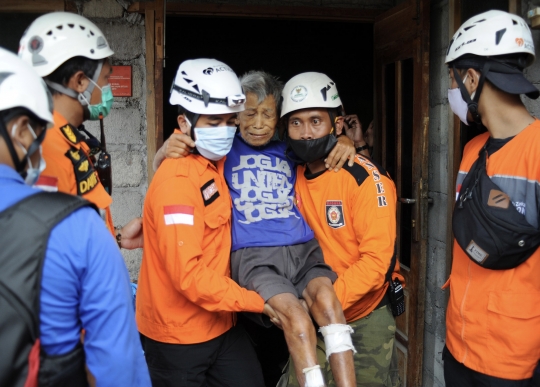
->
xmin=2 ymin=192 xmax=97 ymax=334
xmin=0 ymin=192 xmax=96 ymax=386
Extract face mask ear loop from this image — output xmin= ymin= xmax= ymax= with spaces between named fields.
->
xmin=78 ymin=59 xmax=104 ymax=107
xmin=24 ymin=125 xmax=46 ymax=160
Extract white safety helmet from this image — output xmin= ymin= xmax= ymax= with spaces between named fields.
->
xmin=169 ymin=58 xmax=246 ymax=115
xmin=19 ymin=12 xmax=114 ymax=106
xmin=445 ymin=10 xmax=535 ymax=66
xmin=281 ymin=72 xmax=342 ymax=118
xmin=18 ymin=12 xmax=114 ymax=77
xmin=0 ymin=47 xmax=53 ymax=127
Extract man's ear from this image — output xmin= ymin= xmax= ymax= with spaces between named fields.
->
xmin=334 ymin=116 xmax=344 ymax=136
xmin=466 ymin=68 xmax=481 ymax=94
xmin=7 ymin=116 xmax=35 ymax=163
xmin=9 ymin=116 xmax=31 ymax=144
xmin=177 ymin=115 xmax=190 ymax=135
xmin=66 ymin=70 xmax=90 ymax=94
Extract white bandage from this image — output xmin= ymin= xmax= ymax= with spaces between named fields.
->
xmin=319 ymin=324 xmax=357 ymax=360
xmin=302 ymin=364 xmax=325 ymax=387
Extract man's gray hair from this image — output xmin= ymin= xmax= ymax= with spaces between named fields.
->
xmin=239 ymin=70 xmax=283 ymax=110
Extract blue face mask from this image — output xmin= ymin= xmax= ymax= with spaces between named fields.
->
xmin=85 ymin=80 xmax=114 ymax=121
xmin=193 ymin=126 xmax=237 ymax=161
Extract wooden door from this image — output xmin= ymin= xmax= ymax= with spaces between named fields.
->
xmin=374 ymin=1 xmax=430 ymax=386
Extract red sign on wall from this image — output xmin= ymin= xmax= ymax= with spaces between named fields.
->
xmin=110 ymin=65 xmax=132 ymax=97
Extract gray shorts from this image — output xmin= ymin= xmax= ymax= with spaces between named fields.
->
xmin=230 ymin=238 xmax=337 ymax=302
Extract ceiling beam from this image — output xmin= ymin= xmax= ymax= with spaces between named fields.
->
xmin=128 ymin=2 xmax=382 ymax=22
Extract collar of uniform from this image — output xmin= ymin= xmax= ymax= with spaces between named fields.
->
xmin=191 ymin=153 xmax=225 ymax=176
xmin=53 ymin=110 xmax=85 ymax=146
xmin=0 ymin=164 xmax=25 ymax=184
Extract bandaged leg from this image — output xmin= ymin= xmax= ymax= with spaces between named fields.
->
xmin=302 ymin=364 xmax=325 ymax=387
xmin=319 ymin=324 xmax=357 ymax=360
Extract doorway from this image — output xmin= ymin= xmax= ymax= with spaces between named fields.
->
xmin=163 ymin=16 xmax=374 ymax=140
xmin=162 ymin=15 xmax=375 ymax=387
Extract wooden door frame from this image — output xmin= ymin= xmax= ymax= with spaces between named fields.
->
xmin=374 ymin=1 xmax=430 ymax=385
xmin=128 ymin=1 xmax=385 ymax=181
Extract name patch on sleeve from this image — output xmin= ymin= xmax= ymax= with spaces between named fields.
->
xmin=200 ymin=179 xmax=220 ymax=206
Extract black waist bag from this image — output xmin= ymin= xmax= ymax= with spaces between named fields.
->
xmin=453 ymin=146 xmax=540 ymax=270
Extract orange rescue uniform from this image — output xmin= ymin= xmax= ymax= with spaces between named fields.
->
xmin=446 ymin=121 xmax=540 ymax=380
xmin=295 ymin=155 xmax=402 ymax=323
xmin=40 ymin=111 xmax=114 ymax=233
xmin=136 ymin=154 xmax=265 ymax=344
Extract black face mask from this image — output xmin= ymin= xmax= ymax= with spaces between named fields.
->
xmin=287 ymin=133 xmax=338 ymax=164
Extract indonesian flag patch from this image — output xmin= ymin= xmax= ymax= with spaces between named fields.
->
xmin=326 ymin=200 xmax=345 ymax=229
xmin=34 ymin=175 xmax=58 ymax=192
xmin=164 ymin=205 xmax=194 ymax=226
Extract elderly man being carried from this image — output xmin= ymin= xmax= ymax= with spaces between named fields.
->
xmin=154 ymin=70 xmax=357 ymax=387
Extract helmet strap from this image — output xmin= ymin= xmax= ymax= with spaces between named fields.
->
xmin=0 ymin=113 xmax=28 ymax=174
xmin=327 ymin=109 xmax=337 ymax=134
xmin=45 ymin=60 xmax=104 ymax=108
xmin=453 ymin=62 xmax=491 ymax=125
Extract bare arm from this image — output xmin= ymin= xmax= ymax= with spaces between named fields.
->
xmin=153 ymin=131 xmax=195 ymax=172
xmin=325 ymin=135 xmax=356 ymax=172
xmin=344 ymin=114 xmax=370 ymax=157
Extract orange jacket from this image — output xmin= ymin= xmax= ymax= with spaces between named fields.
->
xmin=136 ymin=154 xmax=265 ymax=344
xmin=40 ymin=111 xmax=114 ymax=234
xmin=295 ymin=155 xmax=402 ymax=322
xmin=446 ymin=121 xmax=540 ymax=380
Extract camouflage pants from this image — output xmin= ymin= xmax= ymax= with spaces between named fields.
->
xmin=279 ymin=304 xmax=400 ymax=387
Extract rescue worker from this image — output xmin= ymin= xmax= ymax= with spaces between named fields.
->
xmin=136 ymin=59 xmax=279 ymax=387
xmin=282 ymin=72 xmax=403 ymax=387
xmin=18 ymin=12 xmax=142 ymax=247
xmin=0 ymin=47 xmax=150 ymax=387
xmin=154 ymin=70 xmax=359 ymax=387
xmin=444 ymin=10 xmax=540 ymax=386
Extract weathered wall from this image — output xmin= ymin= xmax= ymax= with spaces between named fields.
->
xmin=74 ymin=0 xmax=147 ymax=280
xmin=423 ymin=0 xmax=450 ymax=386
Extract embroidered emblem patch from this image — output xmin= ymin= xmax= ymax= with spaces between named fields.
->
xmin=65 ymin=147 xmax=99 ymax=195
xmin=200 ymin=179 xmax=220 ymax=206
xmin=60 ymin=124 xmax=81 ymax=144
xmin=326 ymin=200 xmax=345 ymax=229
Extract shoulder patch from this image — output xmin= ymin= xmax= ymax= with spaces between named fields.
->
xmin=342 ymin=163 xmax=369 ymax=186
xmin=60 ymin=124 xmax=84 ymax=144
xmin=200 ymin=179 xmax=220 ymax=206
xmin=65 ymin=147 xmax=99 ymax=195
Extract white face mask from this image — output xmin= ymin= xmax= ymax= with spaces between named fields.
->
xmin=11 ymin=123 xmax=46 ymax=186
xmin=448 ymin=74 xmax=476 ymax=126
xmin=193 ymin=126 xmax=236 ymax=161
xmin=185 ymin=116 xmax=236 ymax=161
